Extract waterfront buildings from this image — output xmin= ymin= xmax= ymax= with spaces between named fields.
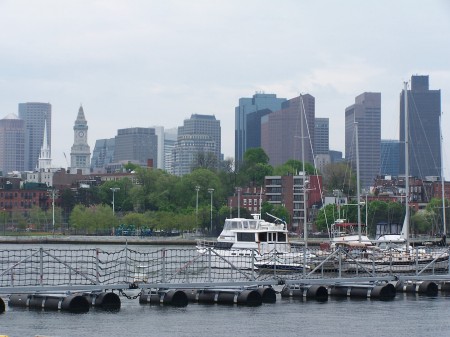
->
xmin=235 ymin=93 xmax=286 ymax=167
xmin=0 ymin=114 xmax=25 ymax=174
xmin=314 ymin=118 xmax=329 ymax=155
xmin=399 ymin=75 xmax=441 ymax=178
xmin=172 ymin=114 xmax=221 ymax=176
xmin=70 ymin=106 xmax=91 ymax=175
xmin=113 ymin=127 xmax=158 ymax=168
xmin=345 ymin=92 xmax=381 ymax=189
xmin=18 ymin=102 xmax=52 ymax=171
xmin=261 ymin=94 xmax=315 ymax=167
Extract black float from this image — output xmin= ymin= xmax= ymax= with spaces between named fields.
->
xmin=8 ymin=293 xmax=90 ymax=313
xmin=83 ymin=292 xmax=121 ymax=310
xmin=328 ymin=283 xmax=396 ymax=300
xmin=392 ymin=280 xmax=438 ymax=296
xmin=139 ymin=289 xmax=188 ymax=307
xmin=180 ymin=288 xmax=263 ymax=306
xmin=281 ymin=284 xmax=328 ymax=301
xmin=0 ymin=296 xmax=5 ymax=313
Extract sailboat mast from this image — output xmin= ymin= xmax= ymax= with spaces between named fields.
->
xmin=440 ymin=113 xmax=447 ymax=236
xmin=404 ymin=81 xmax=410 ymax=251
xmin=300 ymin=94 xmax=308 ymax=249
xmin=355 ymin=122 xmax=361 ymax=242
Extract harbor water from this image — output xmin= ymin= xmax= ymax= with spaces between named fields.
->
xmin=1 ymin=243 xmax=450 ymax=337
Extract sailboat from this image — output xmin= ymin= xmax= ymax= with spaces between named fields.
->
xmin=351 ymin=82 xmax=449 ymax=273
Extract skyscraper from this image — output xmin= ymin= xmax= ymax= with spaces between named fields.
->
xmin=113 ymin=127 xmax=158 ymax=167
xmin=91 ymin=138 xmax=115 ymax=173
xmin=70 ymin=106 xmax=91 ymax=174
xmin=345 ymin=92 xmax=381 ymax=189
xmin=399 ymin=75 xmax=441 ymax=178
xmin=18 ymin=102 xmax=51 ymax=171
xmin=261 ymin=94 xmax=315 ymax=167
xmin=0 ymin=114 xmax=25 ymax=174
xmin=380 ymin=139 xmax=400 ymax=176
xmin=172 ymin=114 xmax=220 ymax=176
xmin=235 ymin=93 xmax=286 ymax=167
xmin=314 ymin=117 xmax=329 ymax=155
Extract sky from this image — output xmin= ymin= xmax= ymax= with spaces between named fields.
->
xmin=1 ymin=0 xmax=450 ymax=174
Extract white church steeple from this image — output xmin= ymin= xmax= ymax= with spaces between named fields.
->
xmin=38 ymin=120 xmax=52 ymax=170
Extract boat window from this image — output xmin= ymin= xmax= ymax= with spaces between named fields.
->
xmin=224 ymin=221 xmax=231 ymax=230
xmin=249 ymin=220 xmax=257 ymax=229
xmin=231 ymin=221 xmax=239 ymax=229
xmin=237 ymin=232 xmax=255 ymax=242
xmin=259 ymin=233 xmax=267 ymax=242
xmin=278 ymin=233 xmax=287 ymax=242
xmin=242 ymin=221 xmax=249 ymax=229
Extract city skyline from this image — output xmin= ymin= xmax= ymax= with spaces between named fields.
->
xmin=1 ymin=1 xmax=449 ymax=175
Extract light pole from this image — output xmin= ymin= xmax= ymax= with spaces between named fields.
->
xmin=48 ymin=188 xmax=57 ymax=235
xmin=110 ymin=187 xmax=120 ymax=216
xmin=236 ymin=187 xmax=242 ymax=218
xmin=2 ymin=208 xmax=5 ymax=236
xmin=195 ymin=185 xmax=200 ymax=229
xmin=208 ymin=188 xmax=214 ymax=233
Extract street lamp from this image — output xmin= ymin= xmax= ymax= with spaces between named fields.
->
xmin=2 ymin=208 xmax=5 ymax=236
xmin=208 ymin=188 xmax=214 ymax=233
xmin=195 ymin=185 xmax=200 ymax=229
xmin=110 ymin=187 xmax=120 ymax=216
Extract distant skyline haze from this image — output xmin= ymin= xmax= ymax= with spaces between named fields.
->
xmin=1 ymin=0 xmax=449 ymax=174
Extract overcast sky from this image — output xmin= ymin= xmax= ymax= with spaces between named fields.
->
xmin=1 ymin=0 xmax=450 ymax=174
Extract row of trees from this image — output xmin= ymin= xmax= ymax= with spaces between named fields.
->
xmin=5 ymin=147 xmax=445 ymax=236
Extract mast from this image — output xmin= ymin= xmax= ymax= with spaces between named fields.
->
xmin=404 ymin=81 xmax=410 ymax=251
xmin=440 ymin=113 xmax=447 ymax=236
xmin=355 ymin=122 xmax=361 ymax=242
xmin=300 ymin=94 xmax=308 ymax=249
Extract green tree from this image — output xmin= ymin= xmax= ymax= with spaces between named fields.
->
xmin=426 ymin=198 xmax=450 ymax=234
xmin=273 ymin=159 xmax=317 ymax=176
xmin=322 ymin=162 xmax=357 ymax=196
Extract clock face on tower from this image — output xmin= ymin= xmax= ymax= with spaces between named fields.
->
xmin=78 ymin=131 xmax=85 ymax=137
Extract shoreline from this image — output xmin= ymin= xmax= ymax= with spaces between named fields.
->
xmin=0 ymin=235 xmax=199 ymax=245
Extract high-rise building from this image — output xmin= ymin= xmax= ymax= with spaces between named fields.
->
xmin=91 ymin=138 xmax=115 ymax=173
xmin=314 ymin=118 xmax=329 ymax=155
xmin=0 ymin=114 xmax=25 ymax=174
xmin=18 ymin=102 xmax=51 ymax=171
xmin=345 ymin=92 xmax=381 ymax=189
xmin=172 ymin=114 xmax=220 ymax=176
xmin=399 ymin=75 xmax=441 ymax=178
xmin=70 ymin=106 xmax=91 ymax=174
xmin=235 ymin=93 xmax=286 ymax=167
xmin=261 ymin=94 xmax=315 ymax=167
xmin=380 ymin=140 xmax=400 ymax=176
xmin=113 ymin=127 xmax=158 ymax=167
xmin=163 ymin=128 xmax=178 ymax=174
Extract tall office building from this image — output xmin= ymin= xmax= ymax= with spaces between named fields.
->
xmin=399 ymin=75 xmax=441 ymax=178
xmin=70 ymin=106 xmax=91 ymax=174
xmin=113 ymin=127 xmax=158 ymax=167
xmin=91 ymin=138 xmax=115 ymax=172
xmin=0 ymin=114 xmax=25 ymax=174
xmin=18 ymin=102 xmax=51 ymax=171
xmin=235 ymin=93 xmax=286 ymax=167
xmin=314 ymin=118 xmax=329 ymax=155
xmin=345 ymin=92 xmax=381 ymax=189
xmin=172 ymin=114 xmax=220 ymax=176
xmin=261 ymin=94 xmax=315 ymax=167
xmin=164 ymin=128 xmax=178 ymax=174
xmin=380 ymin=140 xmax=400 ymax=176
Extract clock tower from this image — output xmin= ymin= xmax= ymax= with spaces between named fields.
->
xmin=70 ymin=105 xmax=91 ymax=174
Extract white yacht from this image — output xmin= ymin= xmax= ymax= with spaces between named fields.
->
xmin=197 ymin=214 xmax=309 ymax=271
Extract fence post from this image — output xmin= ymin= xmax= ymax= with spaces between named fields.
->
xmin=40 ymin=247 xmax=44 ymax=286
xmin=96 ymin=248 xmax=100 ymax=284
xmin=162 ymin=248 xmax=166 ymax=283
xmin=208 ymin=247 xmax=212 ymax=283
xmin=338 ymin=247 xmax=342 ymax=278
xmin=251 ymin=249 xmax=255 ymax=281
